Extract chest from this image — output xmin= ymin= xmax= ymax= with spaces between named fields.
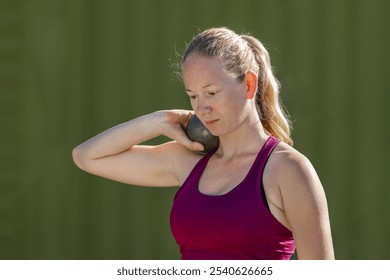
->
xmin=198 ymin=155 xmax=257 ymax=196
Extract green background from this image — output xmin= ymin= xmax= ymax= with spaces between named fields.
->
xmin=1 ymin=0 xmax=389 ymax=259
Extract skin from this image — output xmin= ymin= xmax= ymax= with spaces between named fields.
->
xmin=72 ymin=53 xmax=334 ymax=260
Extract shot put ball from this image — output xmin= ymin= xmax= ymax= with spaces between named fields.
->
xmin=186 ymin=114 xmax=219 ymax=153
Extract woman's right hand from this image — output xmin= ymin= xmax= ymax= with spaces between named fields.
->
xmin=159 ymin=110 xmax=204 ymax=152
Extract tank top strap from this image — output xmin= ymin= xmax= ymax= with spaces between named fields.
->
xmin=257 ymin=136 xmax=280 ymax=170
xmin=247 ymin=136 xmax=280 ymax=209
xmin=192 ymin=150 xmax=216 ymax=177
xmin=177 ymin=149 xmax=216 ymax=195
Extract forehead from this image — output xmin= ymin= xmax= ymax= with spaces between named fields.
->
xmin=182 ymin=53 xmax=224 ymax=71
xmin=182 ymin=53 xmax=230 ymax=86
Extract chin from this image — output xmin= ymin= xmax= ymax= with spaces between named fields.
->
xmin=210 ymin=130 xmax=224 ymax=137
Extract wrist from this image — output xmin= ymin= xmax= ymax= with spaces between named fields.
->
xmin=149 ymin=110 xmax=168 ymax=136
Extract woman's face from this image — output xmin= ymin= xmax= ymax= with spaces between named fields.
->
xmin=182 ymin=53 xmax=249 ymax=137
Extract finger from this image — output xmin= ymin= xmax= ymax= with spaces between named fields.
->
xmin=188 ymin=141 xmax=205 ymax=152
xmin=174 ymin=127 xmax=204 ymax=151
xmin=178 ymin=109 xmax=194 ymax=124
xmin=180 ymin=110 xmax=195 ymax=128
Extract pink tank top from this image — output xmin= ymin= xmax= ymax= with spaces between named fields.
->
xmin=170 ymin=136 xmax=295 ymax=260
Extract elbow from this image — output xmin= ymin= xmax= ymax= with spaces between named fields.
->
xmin=72 ymin=147 xmax=86 ymax=171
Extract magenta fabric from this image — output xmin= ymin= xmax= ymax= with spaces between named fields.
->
xmin=170 ymin=136 xmax=295 ymax=260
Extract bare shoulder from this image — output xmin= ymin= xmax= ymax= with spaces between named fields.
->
xmin=267 ymin=141 xmax=319 ymax=191
xmin=263 ymin=141 xmax=326 ymax=214
xmin=271 ymin=141 xmax=311 ymax=168
xmin=267 ymin=140 xmax=330 ymax=226
xmin=161 ymin=141 xmax=204 ymax=185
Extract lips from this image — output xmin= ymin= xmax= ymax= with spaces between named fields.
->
xmin=205 ymin=119 xmax=218 ymax=125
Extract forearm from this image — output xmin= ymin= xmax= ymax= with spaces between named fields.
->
xmin=72 ymin=111 xmax=165 ymax=166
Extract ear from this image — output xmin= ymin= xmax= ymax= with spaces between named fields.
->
xmin=245 ymin=71 xmax=258 ymax=100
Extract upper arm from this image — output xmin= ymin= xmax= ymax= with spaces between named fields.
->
xmin=73 ymin=141 xmax=194 ymax=187
xmin=280 ymin=155 xmax=334 ymax=259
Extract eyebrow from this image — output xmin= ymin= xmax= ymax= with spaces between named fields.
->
xmin=185 ymin=83 xmax=216 ymax=92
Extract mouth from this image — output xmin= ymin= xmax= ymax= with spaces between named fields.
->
xmin=205 ymin=119 xmax=219 ymax=126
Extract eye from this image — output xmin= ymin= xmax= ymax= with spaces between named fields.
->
xmin=208 ymin=90 xmax=221 ymax=96
xmin=188 ymin=95 xmax=197 ymax=100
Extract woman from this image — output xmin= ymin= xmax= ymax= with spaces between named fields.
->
xmin=72 ymin=27 xmax=334 ymax=260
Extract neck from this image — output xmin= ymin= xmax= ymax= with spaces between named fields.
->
xmin=215 ymin=116 xmax=269 ymax=159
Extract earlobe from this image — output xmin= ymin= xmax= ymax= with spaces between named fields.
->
xmin=245 ymin=71 xmax=258 ymax=100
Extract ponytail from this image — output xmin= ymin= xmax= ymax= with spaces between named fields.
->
xmin=241 ymin=35 xmax=293 ymax=146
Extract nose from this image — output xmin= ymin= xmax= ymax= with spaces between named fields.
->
xmin=194 ymin=96 xmax=212 ymax=116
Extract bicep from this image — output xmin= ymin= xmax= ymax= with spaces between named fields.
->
xmin=281 ymin=157 xmax=334 ymax=259
xmin=79 ymin=142 xmax=181 ymax=187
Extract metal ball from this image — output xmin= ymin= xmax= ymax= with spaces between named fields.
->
xmin=185 ymin=114 xmax=219 ymax=153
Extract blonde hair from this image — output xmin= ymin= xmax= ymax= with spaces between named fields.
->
xmin=182 ymin=27 xmax=293 ymax=146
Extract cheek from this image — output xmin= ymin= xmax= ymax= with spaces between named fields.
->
xmin=225 ymin=88 xmax=247 ymax=109
xmin=189 ymin=99 xmax=197 ymax=110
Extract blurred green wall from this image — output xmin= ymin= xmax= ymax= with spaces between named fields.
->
xmin=1 ymin=0 xmax=389 ymax=259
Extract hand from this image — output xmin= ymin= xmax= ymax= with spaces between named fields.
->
xmin=159 ymin=110 xmax=205 ymax=151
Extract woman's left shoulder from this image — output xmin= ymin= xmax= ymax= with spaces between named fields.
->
xmin=272 ymin=141 xmax=312 ymax=168
xmin=270 ymin=141 xmax=320 ymax=190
